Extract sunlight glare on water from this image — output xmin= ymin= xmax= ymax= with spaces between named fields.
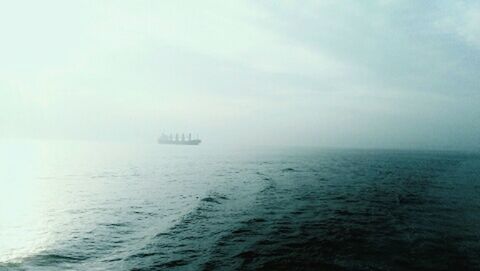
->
xmin=0 ymin=141 xmax=51 ymax=263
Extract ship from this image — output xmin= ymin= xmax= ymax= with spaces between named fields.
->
xmin=158 ymin=133 xmax=201 ymax=145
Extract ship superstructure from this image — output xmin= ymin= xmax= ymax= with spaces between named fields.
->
xmin=158 ymin=133 xmax=201 ymax=145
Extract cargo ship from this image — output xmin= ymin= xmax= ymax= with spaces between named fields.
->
xmin=158 ymin=133 xmax=201 ymax=145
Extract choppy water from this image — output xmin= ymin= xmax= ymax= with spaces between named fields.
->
xmin=1 ymin=141 xmax=479 ymax=271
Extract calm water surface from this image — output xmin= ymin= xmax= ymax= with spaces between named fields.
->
xmin=1 ymin=141 xmax=479 ymax=270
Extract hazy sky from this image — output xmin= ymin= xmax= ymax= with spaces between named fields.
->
xmin=1 ymin=0 xmax=479 ymax=149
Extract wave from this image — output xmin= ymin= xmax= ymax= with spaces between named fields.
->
xmin=123 ymin=190 xmax=242 ymax=270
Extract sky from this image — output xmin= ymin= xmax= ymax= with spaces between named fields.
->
xmin=1 ymin=0 xmax=479 ymax=150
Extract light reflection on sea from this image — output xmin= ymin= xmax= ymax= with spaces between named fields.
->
xmin=1 ymin=140 xmax=479 ymax=270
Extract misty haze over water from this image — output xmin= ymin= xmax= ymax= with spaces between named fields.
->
xmin=1 ymin=1 xmax=480 ymax=150
xmin=1 ymin=1 xmax=480 ymax=271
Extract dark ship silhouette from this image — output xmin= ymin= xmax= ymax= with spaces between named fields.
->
xmin=158 ymin=133 xmax=201 ymax=145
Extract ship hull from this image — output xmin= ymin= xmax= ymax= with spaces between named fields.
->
xmin=158 ymin=140 xmax=201 ymax=145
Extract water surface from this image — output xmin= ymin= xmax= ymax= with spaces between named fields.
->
xmin=1 ymin=141 xmax=479 ymax=270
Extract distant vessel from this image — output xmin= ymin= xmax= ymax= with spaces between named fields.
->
xmin=158 ymin=133 xmax=201 ymax=145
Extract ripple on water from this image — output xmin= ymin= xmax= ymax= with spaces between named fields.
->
xmin=3 ymin=147 xmax=479 ymax=270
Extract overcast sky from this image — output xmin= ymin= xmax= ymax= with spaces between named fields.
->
xmin=1 ymin=0 xmax=479 ymax=149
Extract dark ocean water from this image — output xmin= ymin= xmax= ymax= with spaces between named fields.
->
xmin=1 ymin=142 xmax=479 ymax=270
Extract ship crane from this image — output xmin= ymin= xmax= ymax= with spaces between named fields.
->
xmin=158 ymin=132 xmax=201 ymax=145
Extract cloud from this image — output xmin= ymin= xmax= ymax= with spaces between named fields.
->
xmin=0 ymin=0 xmax=479 ymax=149
xmin=435 ymin=1 xmax=480 ymax=49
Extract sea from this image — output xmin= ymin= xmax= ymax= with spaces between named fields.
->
xmin=0 ymin=141 xmax=479 ymax=271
